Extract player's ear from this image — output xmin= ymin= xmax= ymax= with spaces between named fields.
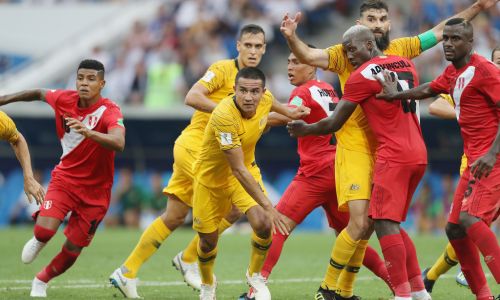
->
xmin=100 ymin=79 xmax=106 ymax=89
xmin=387 ymin=20 xmax=391 ymax=32
xmin=236 ymin=40 xmax=241 ymax=52
xmin=356 ymin=19 xmax=361 ymax=25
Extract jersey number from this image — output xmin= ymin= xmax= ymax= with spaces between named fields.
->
xmin=391 ymin=71 xmax=417 ymax=114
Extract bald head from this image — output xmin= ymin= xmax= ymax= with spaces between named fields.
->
xmin=343 ymin=25 xmax=377 ymax=44
xmin=342 ymin=25 xmax=380 ymax=69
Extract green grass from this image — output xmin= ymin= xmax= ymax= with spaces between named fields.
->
xmin=0 ymin=227 xmax=497 ymax=299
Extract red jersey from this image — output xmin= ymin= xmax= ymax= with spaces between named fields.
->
xmin=46 ymin=90 xmax=124 ymax=189
xmin=430 ymin=54 xmax=500 ymax=162
xmin=343 ymin=55 xmax=427 ymax=165
xmin=288 ymin=79 xmax=338 ymax=176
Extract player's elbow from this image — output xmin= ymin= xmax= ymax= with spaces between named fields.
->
xmin=115 ymin=138 xmax=125 ymax=152
xmin=184 ymin=90 xmax=198 ymax=108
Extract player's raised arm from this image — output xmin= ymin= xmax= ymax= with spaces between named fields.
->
xmin=184 ymin=82 xmax=217 ymax=113
xmin=0 ymin=89 xmax=49 ymax=106
xmin=287 ymin=99 xmax=357 ymax=137
xmin=281 ymin=12 xmax=330 ymax=69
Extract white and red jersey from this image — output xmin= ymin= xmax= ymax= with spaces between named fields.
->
xmin=46 ymin=90 xmax=124 ymax=189
xmin=430 ymin=54 xmax=500 ymax=162
xmin=288 ymin=79 xmax=338 ymax=176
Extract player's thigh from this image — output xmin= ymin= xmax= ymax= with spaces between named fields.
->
xmin=462 ymin=166 xmax=500 ymax=226
xmin=36 ymin=182 xmax=76 ymax=230
xmin=161 ymin=194 xmax=191 ymax=229
xmin=64 ymin=188 xmax=110 ymax=248
xmin=448 ymin=171 xmax=470 ymax=225
xmin=163 ymin=144 xmax=196 ymax=206
xmin=335 ymin=146 xmax=374 ymax=212
xmin=192 ymin=181 xmax=231 ymax=234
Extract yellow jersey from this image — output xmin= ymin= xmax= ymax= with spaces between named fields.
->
xmin=0 ymin=111 xmax=19 ymax=144
xmin=176 ymin=59 xmax=240 ymax=152
xmin=326 ymin=37 xmax=422 ymax=154
xmin=440 ymin=94 xmax=468 ymax=175
xmin=193 ymin=92 xmax=273 ymax=188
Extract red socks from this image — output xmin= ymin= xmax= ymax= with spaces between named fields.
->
xmin=34 ymin=225 xmax=56 ymax=243
xmin=467 ymin=221 xmax=500 ymax=283
xmin=261 ymin=231 xmax=289 ymax=278
xmin=400 ymin=229 xmax=424 ymax=292
xmin=379 ymin=234 xmax=410 ymax=297
xmin=362 ymin=245 xmax=393 ymax=290
xmin=36 ymin=246 xmax=81 ymax=283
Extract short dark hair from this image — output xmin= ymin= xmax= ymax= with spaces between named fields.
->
xmin=492 ymin=45 xmax=500 ymax=61
xmin=78 ymin=59 xmax=105 ymax=78
xmin=235 ymin=67 xmax=266 ymax=87
xmin=360 ymin=0 xmax=388 ymax=16
xmin=239 ymin=24 xmax=265 ymax=40
xmin=444 ymin=18 xmax=473 ymax=37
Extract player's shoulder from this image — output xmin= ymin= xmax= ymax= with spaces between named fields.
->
xmin=101 ymin=97 xmax=122 ymax=111
xmin=472 ymin=54 xmax=499 ymax=77
xmin=213 ymin=96 xmax=237 ymax=117
xmin=52 ymin=89 xmax=79 ymax=99
xmin=209 ymin=58 xmax=238 ymax=71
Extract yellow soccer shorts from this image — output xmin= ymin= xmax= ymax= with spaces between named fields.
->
xmin=192 ymin=169 xmax=266 ymax=234
xmin=335 ymin=145 xmax=375 ymax=212
xmin=163 ymin=143 xmax=198 ymax=207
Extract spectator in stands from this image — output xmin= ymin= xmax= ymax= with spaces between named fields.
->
xmin=112 ymin=168 xmax=146 ymax=228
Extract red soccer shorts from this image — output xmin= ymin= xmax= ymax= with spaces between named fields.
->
xmin=448 ymin=163 xmax=500 ymax=226
xmin=370 ymin=162 xmax=426 ymax=222
xmin=35 ymin=178 xmax=111 ymax=247
xmin=276 ymin=164 xmax=349 ymax=231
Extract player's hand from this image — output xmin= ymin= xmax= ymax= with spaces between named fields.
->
xmin=375 ymin=70 xmax=399 ymax=100
xmin=476 ymin=0 xmax=499 ymax=10
xmin=286 ymin=120 xmax=309 ymax=137
xmin=267 ymin=207 xmax=290 ymax=235
xmin=280 ymin=12 xmax=302 ymax=39
xmin=470 ymin=152 xmax=497 ymax=180
xmin=289 ymin=105 xmax=311 ymax=119
xmin=65 ymin=117 xmax=91 ymax=137
xmin=24 ymin=176 xmax=45 ymax=205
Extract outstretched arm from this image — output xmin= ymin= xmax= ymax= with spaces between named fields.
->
xmin=184 ymin=83 xmax=217 ymax=113
xmin=287 ymin=100 xmax=357 ymax=137
xmin=376 ymin=71 xmax=439 ymax=100
xmin=0 ymin=89 xmax=48 ymax=105
xmin=271 ymin=97 xmax=310 ymax=120
xmin=280 ymin=12 xmax=330 ymax=69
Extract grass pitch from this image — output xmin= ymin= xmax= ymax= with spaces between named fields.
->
xmin=0 ymin=227 xmax=497 ymax=299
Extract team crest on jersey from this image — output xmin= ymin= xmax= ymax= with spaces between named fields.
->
xmin=43 ymin=200 xmax=52 ymax=210
xmin=88 ymin=115 xmax=99 ymax=128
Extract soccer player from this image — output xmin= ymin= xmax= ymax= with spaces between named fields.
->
xmin=288 ymin=25 xmax=430 ymax=300
xmin=280 ymin=0 xmax=498 ymax=298
xmin=193 ymin=67 xmax=291 ymax=300
xmin=0 ymin=111 xmax=45 ymax=205
xmin=110 ymin=24 xmax=309 ymax=298
xmin=240 ymin=49 xmax=392 ymax=300
xmin=377 ymin=18 xmax=500 ymax=300
xmin=422 ymin=46 xmax=500 ymax=292
xmin=0 ymin=59 xmax=125 ymax=297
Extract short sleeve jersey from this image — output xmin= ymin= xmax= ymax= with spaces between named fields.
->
xmin=45 ymin=90 xmax=125 ymax=189
xmin=342 ymin=55 xmax=427 ymax=165
xmin=289 ymin=79 xmax=338 ymax=176
xmin=0 ymin=111 xmax=19 ymax=144
xmin=325 ymin=37 xmax=422 ymax=154
xmin=175 ymin=59 xmax=240 ymax=152
xmin=430 ymin=54 xmax=500 ymax=161
xmin=193 ymin=91 xmax=273 ymax=188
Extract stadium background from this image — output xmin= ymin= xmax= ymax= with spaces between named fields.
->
xmin=0 ymin=0 xmax=499 ymax=258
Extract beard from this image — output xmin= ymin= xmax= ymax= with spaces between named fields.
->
xmin=375 ymin=31 xmax=390 ymax=51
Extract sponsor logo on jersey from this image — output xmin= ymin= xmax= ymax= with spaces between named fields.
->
xmin=350 ymin=184 xmax=360 ymax=191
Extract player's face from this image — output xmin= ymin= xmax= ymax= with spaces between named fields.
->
xmin=493 ymin=50 xmax=500 ymax=69
xmin=442 ymin=25 xmax=473 ymax=62
xmin=237 ymin=33 xmax=266 ymax=68
xmin=76 ymin=69 xmax=105 ymax=101
xmin=287 ymin=53 xmax=315 ymax=86
xmin=234 ymin=77 xmax=265 ymax=117
xmin=343 ymin=38 xmax=373 ymax=69
xmin=358 ymin=9 xmax=391 ymax=51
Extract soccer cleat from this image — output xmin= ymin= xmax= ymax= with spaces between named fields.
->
xmin=172 ymin=251 xmax=202 ymax=291
xmin=333 ymin=291 xmax=362 ymax=300
xmin=411 ymin=289 xmax=432 ymax=300
xmin=314 ymin=286 xmax=337 ymax=300
xmin=109 ymin=267 xmax=141 ymax=298
xmin=238 ymin=288 xmax=255 ymax=300
xmin=421 ymin=267 xmax=435 ymax=293
xmin=455 ymin=270 xmax=469 ymax=288
xmin=200 ymin=283 xmax=216 ymax=300
xmin=22 ymin=237 xmax=46 ymax=264
xmin=246 ymin=270 xmax=270 ymax=300
xmin=30 ymin=277 xmax=47 ymax=297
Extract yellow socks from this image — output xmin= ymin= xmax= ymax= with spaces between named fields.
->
xmin=337 ymin=239 xmax=368 ymax=297
xmin=182 ymin=218 xmax=233 ymax=263
xmin=321 ymin=229 xmax=359 ymax=290
xmin=248 ymin=232 xmax=272 ymax=275
xmin=123 ymin=217 xmax=171 ymax=278
xmin=427 ymin=242 xmax=458 ymax=280
xmin=197 ymin=243 xmax=217 ymax=285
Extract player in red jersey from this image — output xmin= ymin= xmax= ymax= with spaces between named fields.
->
xmin=240 ymin=49 xmax=392 ymax=300
xmin=288 ymin=26 xmax=430 ymax=300
xmin=377 ymin=18 xmax=500 ymax=300
xmin=0 ymin=59 xmax=125 ymax=298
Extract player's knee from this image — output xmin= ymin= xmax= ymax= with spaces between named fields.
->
xmin=161 ymin=212 xmax=185 ymax=231
xmin=348 ymin=217 xmax=371 ymax=238
xmin=445 ymin=222 xmax=466 ymax=240
xmin=199 ymin=236 xmax=218 ymax=253
xmin=34 ymin=224 xmax=56 ymax=243
xmin=253 ymin=214 xmax=272 ymax=238
xmin=458 ymin=212 xmax=480 ymax=229
xmin=224 ymin=206 xmax=243 ymax=224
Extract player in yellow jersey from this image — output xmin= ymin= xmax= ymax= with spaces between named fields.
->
xmin=195 ymin=67 xmax=290 ymax=300
xmin=280 ymin=0 xmax=498 ymax=299
xmin=110 ymin=24 xmax=308 ymax=298
xmin=0 ymin=111 xmax=45 ymax=205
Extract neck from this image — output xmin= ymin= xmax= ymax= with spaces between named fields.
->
xmin=237 ymin=56 xmax=245 ymax=69
xmin=78 ymin=96 xmax=100 ymax=108
xmin=371 ymin=48 xmax=383 ymax=58
xmin=452 ymin=52 xmax=472 ymax=69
